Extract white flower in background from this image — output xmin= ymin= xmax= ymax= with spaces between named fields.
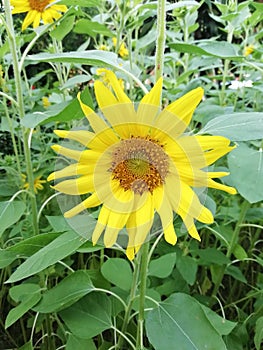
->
xmin=228 ymin=80 xmax=253 ymax=90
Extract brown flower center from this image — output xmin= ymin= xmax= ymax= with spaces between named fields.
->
xmin=29 ymin=0 xmax=50 ymax=12
xmin=111 ymin=136 xmax=169 ymax=195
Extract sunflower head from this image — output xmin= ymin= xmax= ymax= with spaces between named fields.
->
xmin=48 ymin=70 xmax=236 ymax=260
xmin=11 ymin=0 xmax=67 ymax=31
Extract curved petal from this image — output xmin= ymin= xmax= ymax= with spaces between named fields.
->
xmin=52 ymin=175 xmax=94 ymax=195
xmin=154 ymin=186 xmax=177 ymax=245
xmin=64 ymin=192 xmax=101 ymax=218
xmin=97 ymin=70 xmax=131 ymax=104
xmin=48 ymin=163 xmax=92 ymax=181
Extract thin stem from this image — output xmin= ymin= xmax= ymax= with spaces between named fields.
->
xmin=116 ymin=256 xmax=140 ymax=350
xmin=4 ymin=0 xmax=39 ymax=235
xmin=136 ymin=241 xmax=149 ymax=350
xmin=155 ymin=0 xmax=166 ymax=82
xmin=226 ymin=200 xmax=250 ymax=258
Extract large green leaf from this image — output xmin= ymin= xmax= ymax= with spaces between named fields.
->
xmin=0 ymin=201 xmax=26 ymax=237
xmin=34 ymin=270 xmax=94 ymax=313
xmin=101 ymin=258 xmax=133 ymax=291
xmin=199 ymin=113 xmax=263 ymax=141
xmin=0 ymin=250 xmax=18 ymax=269
xmin=8 ymin=233 xmax=60 ymax=256
xmin=66 ymin=335 xmax=96 ymax=350
xmin=6 ymin=231 xmax=84 ymax=283
xmin=59 ymin=293 xmax=112 ymax=339
xmin=170 ymin=41 xmax=242 ymax=59
xmin=74 ymin=19 xmax=113 ymax=37
xmin=26 ymin=50 xmax=141 ymax=78
xmin=5 ymin=284 xmax=41 ymax=328
xmin=146 ymin=293 xmax=227 ymax=350
xmin=228 ymin=143 xmax=263 ymax=203
xmin=149 ymin=253 xmax=176 ymax=278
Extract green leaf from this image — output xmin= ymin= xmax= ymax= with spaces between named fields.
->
xmin=0 ymin=201 xmax=26 ymax=237
xmin=59 ymin=293 xmax=112 ymax=339
xmin=149 ymin=253 xmax=176 ymax=278
xmin=34 ymin=271 xmax=94 ymax=313
xmin=200 ymin=113 xmax=263 ymax=141
xmin=26 ymin=50 xmax=140 ymax=78
xmin=228 ymin=144 xmax=263 ymax=203
xmin=233 ymin=244 xmax=248 ymax=260
xmin=200 ymin=304 xmax=237 ymax=336
xmin=146 ymin=293 xmax=227 ymax=350
xmin=59 ymin=0 xmax=100 ymax=7
xmin=170 ymin=41 xmax=242 ymax=59
xmin=176 ymin=255 xmax=197 ymax=285
xmin=46 ymin=216 xmax=73 ymax=232
xmin=0 ymin=250 xmax=18 ymax=269
xmin=254 ymin=316 xmax=263 ymax=350
xmin=225 ymin=265 xmax=247 ymax=283
xmin=8 ymin=233 xmax=60 ymax=256
xmin=22 ymin=87 xmax=93 ymax=128
xmin=50 ymin=15 xmax=75 ymax=41
xmin=18 ymin=341 xmax=33 ymax=350
xmin=66 ymin=335 xmax=96 ymax=350
xmin=101 ymin=258 xmax=133 ymax=291
xmin=6 ymin=231 xmax=84 ymax=283
xmin=196 ymin=248 xmax=230 ymax=266
xmin=74 ymin=19 xmax=113 ymax=37
xmin=5 ymin=284 xmax=41 ymax=328
xmin=61 ymin=75 xmax=91 ymax=89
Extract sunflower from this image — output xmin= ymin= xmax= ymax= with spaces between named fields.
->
xmin=11 ymin=0 xmax=67 ymax=31
xmin=22 ymin=174 xmax=46 ymax=193
xmin=48 ymin=70 xmax=236 ymax=260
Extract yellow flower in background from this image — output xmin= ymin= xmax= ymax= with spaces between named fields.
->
xmin=96 ymin=68 xmax=125 ymax=91
xmin=22 ymin=175 xmax=46 ymax=193
xmin=244 ymin=45 xmax=254 ymax=56
xmin=112 ymin=37 xmax=129 ymax=58
xmin=48 ymin=70 xmax=236 ymax=260
xmin=98 ymin=44 xmax=109 ymax=51
xmin=11 ymin=0 xmax=67 ymax=31
xmin=42 ymin=96 xmax=51 ymax=108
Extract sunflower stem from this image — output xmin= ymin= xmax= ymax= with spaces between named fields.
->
xmin=136 ymin=241 xmax=149 ymax=350
xmin=155 ymin=0 xmax=166 ymax=82
xmin=4 ymin=0 xmax=39 ymax=235
xmin=116 ymin=254 xmax=140 ymax=350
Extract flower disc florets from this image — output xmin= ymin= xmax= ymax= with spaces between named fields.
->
xmin=111 ymin=136 xmax=169 ymax=195
xmin=29 ymin=0 xmax=49 ymax=12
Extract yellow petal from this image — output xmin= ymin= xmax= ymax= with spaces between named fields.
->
xmin=103 ymin=211 xmax=129 ymax=247
xmin=77 ymin=93 xmax=112 ymax=135
xmin=98 ymin=70 xmax=131 ymax=104
xmin=164 ymin=222 xmax=177 ymax=245
xmin=94 ymin=81 xmax=118 ymax=108
xmin=54 ymin=129 xmax=94 ymax=146
xmin=204 ymin=146 xmax=236 ymax=166
xmin=166 ymin=176 xmax=213 ymax=223
xmin=140 ymin=78 xmax=162 ymax=106
xmin=92 ymin=205 xmax=111 ymax=244
xmin=165 ymin=87 xmax=203 ymax=126
xmin=64 ymin=192 xmax=101 ymax=218
xmin=48 ymin=163 xmax=91 ymax=181
xmin=208 ymin=179 xmax=237 ymax=194
xmin=52 ymin=175 xmax=94 ymax=195
xmin=195 ymin=135 xmax=231 ymax=150
xmin=22 ymin=10 xmax=37 ymax=30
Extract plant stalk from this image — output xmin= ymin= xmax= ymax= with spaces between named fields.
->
xmin=4 ymin=0 xmax=39 ymax=235
xmin=155 ymin=0 xmax=166 ymax=82
xmin=136 ymin=241 xmax=149 ymax=350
